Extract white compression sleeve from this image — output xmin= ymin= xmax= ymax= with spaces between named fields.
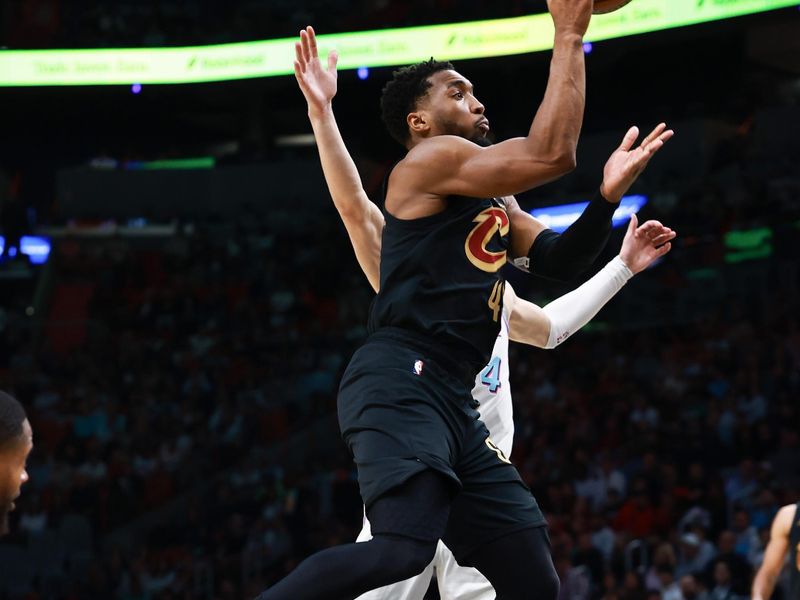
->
xmin=543 ymin=256 xmax=633 ymax=349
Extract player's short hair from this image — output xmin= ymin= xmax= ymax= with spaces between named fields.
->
xmin=380 ymin=58 xmax=454 ymax=146
xmin=0 ymin=391 xmax=26 ymax=451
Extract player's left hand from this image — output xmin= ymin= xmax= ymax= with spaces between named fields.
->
xmin=600 ymin=123 xmax=674 ymax=203
xmin=294 ymin=26 xmax=339 ymax=118
xmin=619 ymin=214 xmax=676 ymax=274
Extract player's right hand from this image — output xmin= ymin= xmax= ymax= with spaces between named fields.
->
xmin=294 ymin=26 xmax=339 ymax=117
xmin=546 ymin=0 xmax=593 ymax=37
xmin=619 ymin=214 xmax=676 ymax=274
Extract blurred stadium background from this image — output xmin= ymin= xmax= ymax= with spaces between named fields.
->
xmin=0 ymin=1 xmax=798 ymax=599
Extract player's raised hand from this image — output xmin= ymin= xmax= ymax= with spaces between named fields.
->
xmin=547 ymin=0 xmax=593 ymax=37
xmin=600 ymin=123 xmax=674 ymax=203
xmin=294 ymin=26 xmax=338 ymax=117
xmin=619 ymin=214 xmax=676 ymax=274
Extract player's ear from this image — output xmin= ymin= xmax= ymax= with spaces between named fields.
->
xmin=407 ymin=111 xmax=430 ymax=136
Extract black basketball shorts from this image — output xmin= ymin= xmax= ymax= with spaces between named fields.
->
xmin=337 ymin=330 xmax=545 ymax=563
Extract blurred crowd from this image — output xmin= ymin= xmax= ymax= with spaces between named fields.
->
xmin=509 ymin=309 xmax=799 ymax=600
xmin=0 ymin=220 xmax=371 ymax=598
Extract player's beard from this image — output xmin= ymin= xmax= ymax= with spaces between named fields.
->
xmin=438 ymin=118 xmax=493 ymax=147
xmin=0 ymin=509 xmax=9 ymax=536
xmin=471 ymin=133 xmax=493 ymax=147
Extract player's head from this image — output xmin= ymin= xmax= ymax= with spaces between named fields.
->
xmin=0 ymin=391 xmax=32 ymax=536
xmin=380 ymin=59 xmax=491 ymax=149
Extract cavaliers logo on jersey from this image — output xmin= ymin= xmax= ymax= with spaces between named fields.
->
xmin=464 ymin=206 xmax=509 ymax=272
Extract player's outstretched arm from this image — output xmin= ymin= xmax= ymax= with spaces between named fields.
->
xmin=505 ymin=123 xmax=675 ymax=280
xmin=506 ymin=214 xmax=675 ymax=348
xmin=752 ymin=504 xmax=794 ymax=600
xmin=398 ymin=0 xmax=593 ymax=200
xmin=294 ymin=26 xmax=384 ymax=292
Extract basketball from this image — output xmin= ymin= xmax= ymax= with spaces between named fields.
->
xmin=593 ymin=0 xmax=634 ymax=14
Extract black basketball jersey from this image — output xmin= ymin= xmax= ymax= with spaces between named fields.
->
xmin=790 ymin=502 xmax=800 ymax=599
xmin=368 ymin=177 xmax=510 ymax=379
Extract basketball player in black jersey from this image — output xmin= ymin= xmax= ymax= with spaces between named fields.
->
xmin=752 ymin=502 xmax=800 ymax=600
xmin=287 ymin=23 xmax=675 ymax=600
xmin=0 ymin=391 xmax=33 ymax=537
xmin=256 ymin=1 xmax=674 ymax=598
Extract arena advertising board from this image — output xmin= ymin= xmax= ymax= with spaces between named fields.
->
xmin=0 ymin=0 xmax=794 ymax=86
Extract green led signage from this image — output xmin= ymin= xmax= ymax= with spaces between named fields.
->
xmin=724 ymin=227 xmax=773 ymax=263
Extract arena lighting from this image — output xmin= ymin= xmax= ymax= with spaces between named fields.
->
xmin=124 ymin=157 xmax=215 ymax=170
xmin=275 ymin=134 xmax=317 ymax=147
xmin=0 ymin=0 xmax=795 ymax=86
xmin=530 ymin=195 xmax=648 ymax=233
xmin=0 ymin=236 xmax=52 ymax=265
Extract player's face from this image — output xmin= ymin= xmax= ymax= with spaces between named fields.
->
xmin=0 ymin=419 xmax=33 ymax=536
xmin=420 ymin=70 xmax=491 ymax=146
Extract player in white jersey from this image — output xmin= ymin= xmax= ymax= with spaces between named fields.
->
xmin=292 ymin=26 xmax=675 ymax=600
xmin=474 ymin=311 xmax=515 ymax=460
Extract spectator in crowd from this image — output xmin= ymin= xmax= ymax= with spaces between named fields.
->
xmin=748 ymin=489 xmax=779 ymax=531
xmin=645 ymin=542 xmax=677 ymax=590
xmin=679 ymin=573 xmax=710 ymax=600
xmin=677 ymin=532 xmax=716 ymax=578
xmin=724 ymin=460 xmax=759 ymax=512
xmin=654 ymin=565 xmax=682 ymax=600
xmin=620 ymin=571 xmax=648 ymax=600
xmin=614 ymin=478 xmax=656 ymax=539
xmin=572 ymin=530 xmax=605 ymax=588
xmin=731 ymin=507 xmax=761 ymax=560
xmin=712 ymin=530 xmax=752 ymax=586
xmin=709 ymin=559 xmax=747 ymax=600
